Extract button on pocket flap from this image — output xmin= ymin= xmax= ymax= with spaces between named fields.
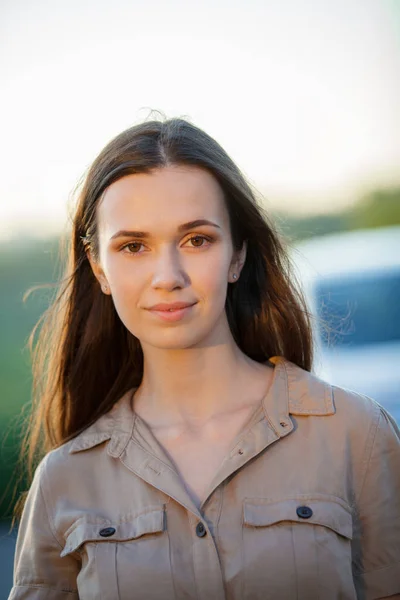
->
xmin=61 ymin=522 xmax=108 ymax=557
xmin=61 ymin=508 xmax=166 ymax=557
xmin=243 ymin=498 xmax=353 ymax=540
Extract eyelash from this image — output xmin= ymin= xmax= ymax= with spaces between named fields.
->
xmin=120 ymin=235 xmax=215 ymax=256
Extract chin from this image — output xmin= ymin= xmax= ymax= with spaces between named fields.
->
xmin=139 ymin=327 xmax=215 ymax=352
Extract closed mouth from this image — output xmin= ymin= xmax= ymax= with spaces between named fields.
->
xmin=149 ymin=303 xmax=196 ymax=312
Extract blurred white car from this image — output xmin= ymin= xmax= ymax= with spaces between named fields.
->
xmin=292 ymin=226 xmax=400 ymax=423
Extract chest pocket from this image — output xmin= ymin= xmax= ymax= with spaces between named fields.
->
xmin=61 ymin=506 xmax=174 ymax=600
xmin=242 ymin=496 xmax=357 ymax=600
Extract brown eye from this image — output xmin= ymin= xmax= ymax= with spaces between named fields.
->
xmin=125 ymin=242 xmax=143 ymax=253
xmin=189 ymin=235 xmax=206 ymax=247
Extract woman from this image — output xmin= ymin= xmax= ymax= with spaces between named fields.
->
xmin=9 ymin=118 xmax=400 ymax=599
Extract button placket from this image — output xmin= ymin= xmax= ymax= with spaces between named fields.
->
xmin=191 ymin=518 xmax=226 ymax=600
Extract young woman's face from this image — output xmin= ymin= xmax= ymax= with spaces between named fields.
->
xmin=90 ymin=166 xmax=246 ymax=351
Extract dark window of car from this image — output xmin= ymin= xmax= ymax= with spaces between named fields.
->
xmin=315 ymin=268 xmax=400 ymax=347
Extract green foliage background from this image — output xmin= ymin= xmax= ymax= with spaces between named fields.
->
xmin=0 ymin=238 xmax=60 ymax=518
xmin=1 ymin=187 xmax=399 ymax=518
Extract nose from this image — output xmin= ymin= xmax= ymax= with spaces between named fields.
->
xmin=151 ymin=245 xmax=188 ymax=291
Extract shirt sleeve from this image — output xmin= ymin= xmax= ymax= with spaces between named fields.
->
xmin=8 ymin=456 xmax=79 ymax=600
xmin=352 ymin=405 xmax=400 ymax=600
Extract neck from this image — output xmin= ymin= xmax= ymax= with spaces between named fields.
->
xmin=133 ymin=334 xmax=269 ymax=429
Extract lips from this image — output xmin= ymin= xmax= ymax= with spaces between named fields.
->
xmin=148 ymin=302 xmax=197 ymax=311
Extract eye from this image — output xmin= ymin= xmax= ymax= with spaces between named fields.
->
xmin=184 ymin=235 xmax=212 ymax=248
xmin=122 ymin=241 xmax=145 ymax=254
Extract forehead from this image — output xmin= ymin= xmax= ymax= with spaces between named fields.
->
xmin=97 ymin=166 xmax=228 ymax=235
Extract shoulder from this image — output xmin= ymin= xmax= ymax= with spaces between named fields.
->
xmin=278 ymin=357 xmax=398 ymax=450
xmin=276 ymin=356 xmax=385 ymax=424
xmin=281 ymin=357 xmax=400 ymax=493
xmin=36 ymin=387 xmax=136 ymax=486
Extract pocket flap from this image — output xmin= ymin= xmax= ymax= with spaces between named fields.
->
xmin=243 ymin=497 xmax=352 ymax=540
xmin=61 ymin=507 xmax=165 ymax=557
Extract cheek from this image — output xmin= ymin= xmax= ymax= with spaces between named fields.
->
xmin=193 ymin=254 xmax=231 ymax=313
xmin=102 ymin=258 xmax=143 ymax=323
xmin=198 ymin=263 xmax=227 ymax=296
xmin=106 ymin=279 xmax=144 ymax=341
xmin=103 ymin=254 xmax=141 ymax=292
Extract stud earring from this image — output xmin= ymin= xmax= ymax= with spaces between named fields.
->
xmin=233 ymin=274 xmax=238 ymax=280
xmin=102 ymin=284 xmax=108 ymax=293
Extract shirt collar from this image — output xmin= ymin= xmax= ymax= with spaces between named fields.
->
xmin=68 ymin=356 xmax=335 ymax=455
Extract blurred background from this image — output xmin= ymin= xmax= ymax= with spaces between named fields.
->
xmin=1 ymin=0 xmax=400 ymax=592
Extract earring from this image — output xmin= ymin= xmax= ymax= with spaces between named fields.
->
xmin=102 ymin=284 xmax=108 ymax=293
xmin=233 ymin=274 xmax=238 ymax=280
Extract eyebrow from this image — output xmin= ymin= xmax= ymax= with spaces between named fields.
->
xmin=110 ymin=219 xmax=221 ymax=241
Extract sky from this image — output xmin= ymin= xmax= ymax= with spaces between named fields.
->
xmin=1 ymin=0 xmax=400 ymax=239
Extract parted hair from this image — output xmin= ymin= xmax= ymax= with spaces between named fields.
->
xmin=14 ymin=116 xmax=313 ymax=519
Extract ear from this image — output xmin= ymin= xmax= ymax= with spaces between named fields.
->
xmin=86 ymin=249 xmax=111 ymax=295
xmin=229 ymin=240 xmax=247 ymax=283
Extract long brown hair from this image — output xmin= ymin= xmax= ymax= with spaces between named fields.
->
xmin=15 ymin=116 xmax=313 ymax=519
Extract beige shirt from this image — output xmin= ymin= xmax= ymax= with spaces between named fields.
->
xmin=9 ymin=357 xmax=400 ymax=600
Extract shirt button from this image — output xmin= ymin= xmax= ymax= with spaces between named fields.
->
xmin=195 ymin=522 xmax=207 ymax=537
xmin=296 ymin=506 xmax=313 ymax=519
xmin=99 ymin=527 xmax=116 ymax=537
